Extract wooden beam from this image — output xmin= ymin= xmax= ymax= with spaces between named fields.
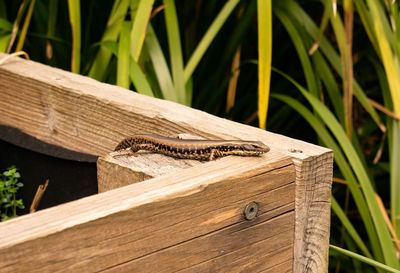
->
xmin=0 ymin=54 xmax=332 ymax=272
xmin=0 ymin=155 xmax=295 ymax=272
xmin=97 ymin=150 xmax=202 ymax=192
xmin=0 ymin=53 xmax=328 ymax=157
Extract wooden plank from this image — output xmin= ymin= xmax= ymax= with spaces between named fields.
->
xmin=260 ymin=259 xmax=293 ymax=273
xmin=172 ymin=215 xmax=294 ymax=273
xmin=0 ymin=155 xmax=295 ymax=272
xmin=293 ymin=153 xmax=332 ymax=272
xmin=97 ymin=150 xmax=202 ymax=192
xmin=107 ymin=209 xmax=294 ymax=273
xmin=0 ymin=53 xmax=328 ymax=157
xmin=0 ymin=54 xmax=333 ymax=272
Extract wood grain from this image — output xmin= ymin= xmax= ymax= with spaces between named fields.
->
xmin=293 ymin=153 xmax=332 ymax=272
xmin=97 ymin=150 xmax=202 ymax=192
xmin=0 ymin=155 xmax=295 ymax=272
xmin=0 ymin=53 xmax=329 ymax=158
xmin=0 ymin=54 xmax=333 ymax=272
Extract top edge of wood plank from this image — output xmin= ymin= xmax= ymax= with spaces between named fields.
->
xmin=0 ymin=53 xmax=331 ymax=159
xmin=0 ymin=153 xmax=292 ymax=248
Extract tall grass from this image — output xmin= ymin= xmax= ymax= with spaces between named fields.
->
xmin=88 ymin=0 xmax=241 ymax=106
xmin=273 ymin=0 xmax=400 ymax=271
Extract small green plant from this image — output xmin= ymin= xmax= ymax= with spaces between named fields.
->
xmin=0 ymin=166 xmax=24 ymax=221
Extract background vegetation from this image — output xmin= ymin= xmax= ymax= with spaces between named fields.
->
xmin=0 ymin=166 xmax=24 ymax=221
xmin=0 ymin=0 xmax=399 ymax=272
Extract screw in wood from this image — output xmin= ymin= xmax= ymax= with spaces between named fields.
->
xmin=288 ymin=148 xmax=303 ymax=153
xmin=243 ymin=201 xmax=259 ymax=221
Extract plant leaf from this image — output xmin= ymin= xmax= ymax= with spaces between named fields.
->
xmin=130 ymin=0 xmax=154 ymax=62
xmin=163 ymin=0 xmax=186 ymax=105
xmin=129 ymin=60 xmax=154 ymax=97
xmin=330 ymin=245 xmax=400 ymax=273
xmin=184 ymin=0 xmax=240 ymax=83
xmin=116 ymin=21 xmax=130 ymax=88
xmin=278 ymin=69 xmax=399 ymax=268
xmin=257 ymin=0 xmax=272 ymax=129
xmin=144 ymin=24 xmax=177 ymax=101
xmin=67 ymin=0 xmax=81 ymax=73
xmin=88 ymin=0 xmax=130 ymax=81
xmin=15 ymin=0 xmax=36 ymax=52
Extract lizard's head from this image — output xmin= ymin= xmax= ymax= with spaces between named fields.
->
xmin=241 ymin=141 xmax=270 ymax=154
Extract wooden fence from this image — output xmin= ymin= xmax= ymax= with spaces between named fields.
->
xmin=0 ymin=53 xmax=332 ymax=272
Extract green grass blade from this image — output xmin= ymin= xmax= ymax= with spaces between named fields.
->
xmin=163 ymin=0 xmax=186 ymax=105
xmin=6 ymin=0 xmax=28 ymax=53
xmin=372 ymin=58 xmax=400 ymax=238
xmin=273 ymin=92 xmax=381 ymax=260
xmin=276 ymin=0 xmax=384 ymax=131
xmin=130 ymin=0 xmax=154 ymax=62
xmin=331 ymin=197 xmax=373 ymax=258
xmin=144 ymin=24 xmax=177 ymax=101
xmin=390 ymin=3 xmax=400 ymax=58
xmin=129 ymin=60 xmax=154 ymax=97
xmin=365 ymin=0 xmax=400 ymax=237
xmin=0 ymin=34 xmax=10 ymax=52
xmin=45 ymin=0 xmax=57 ymax=60
xmin=391 ymin=121 xmax=400 ymax=236
xmin=88 ymin=0 xmax=129 ymax=81
xmin=184 ymin=0 xmax=240 ymax=83
xmin=367 ymin=0 xmax=400 ymax=115
xmin=313 ymin=52 xmax=344 ymax=124
xmin=0 ymin=18 xmax=12 ymax=31
xmin=330 ymin=245 xmax=400 ymax=273
xmin=95 ymin=40 xmax=118 ymax=56
xmin=329 ymin=4 xmax=353 ymax=136
xmin=140 ymin=47 xmax=163 ymax=97
xmin=0 ymin=17 xmax=11 ymax=52
xmin=274 ymin=7 xmax=319 ymax=97
xmin=353 ymin=0 xmax=378 ymax=53
xmin=67 ymin=0 xmax=81 ymax=73
xmin=279 ymin=70 xmax=399 ymax=268
xmin=116 ymin=21 xmax=130 ymax=88
xmin=341 ymin=233 xmax=364 ymax=272
xmin=257 ymin=0 xmax=272 ymax=129
xmin=193 ymin=1 xmax=256 ymax=110
xmin=185 ymin=78 xmax=193 ymax=106
xmin=309 ymin=0 xmax=330 ymax=54
xmin=15 ymin=0 xmax=36 ymax=52
xmin=109 ymin=0 xmax=123 ymax=25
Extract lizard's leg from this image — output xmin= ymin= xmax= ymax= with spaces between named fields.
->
xmin=208 ymin=149 xmax=224 ymax=161
xmin=208 ymin=149 xmax=220 ymax=161
xmin=114 ymin=144 xmax=154 ymax=158
xmin=112 ymin=148 xmax=135 ymax=158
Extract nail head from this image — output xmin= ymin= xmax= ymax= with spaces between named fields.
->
xmin=244 ymin=202 xmax=259 ymax=221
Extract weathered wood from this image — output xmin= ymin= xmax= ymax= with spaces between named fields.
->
xmin=0 ymin=155 xmax=295 ymax=272
xmin=0 ymin=54 xmax=333 ymax=272
xmin=0 ymin=53 xmax=328 ymax=158
xmin=293 ymin=152 xmax=332 ymax=272
xmin=97 ymin=150 xmax=202 ymax=192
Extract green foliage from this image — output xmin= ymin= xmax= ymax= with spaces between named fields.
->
xmin=272 ymin=0 xmax=400 ymax=271
xmin=88 ymin=0 xmax=241 ymax=106
xmin=0 ymin=166 xmax=24 ymax=221
xmin=330 ymin=245 xmax=400 ymax=273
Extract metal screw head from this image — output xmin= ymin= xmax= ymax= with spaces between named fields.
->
xmin=288 ymin=148 xmax=303 ymax=153
xmin=243 ymin=202 xmax=259 ymax=221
